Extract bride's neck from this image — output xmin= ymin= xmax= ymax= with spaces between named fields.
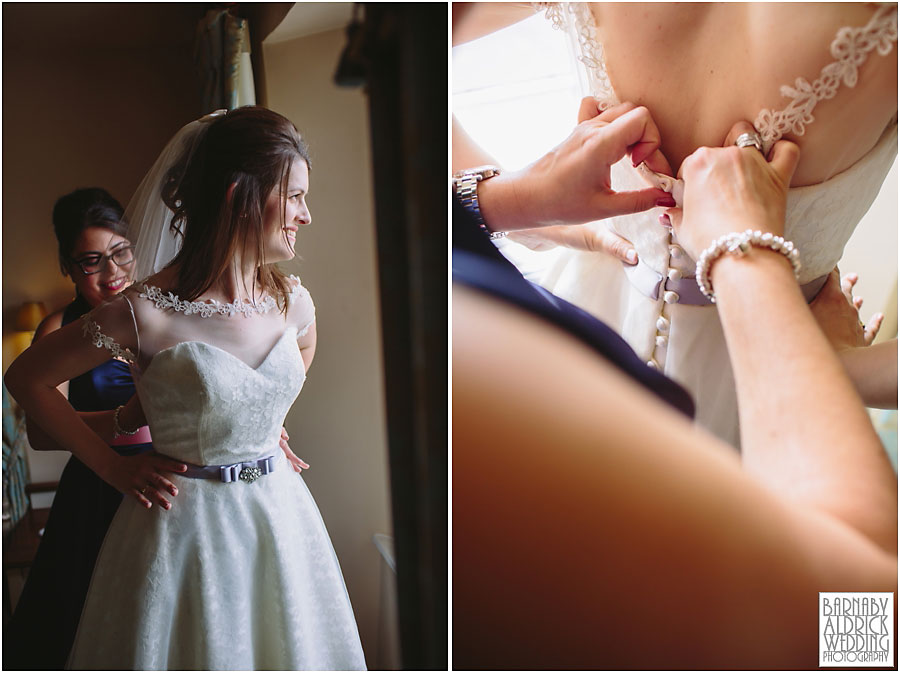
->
xmin=162 ymin=261 xmax=263 ymax=303
xmin=211 ymin=260 xmax=263 ymax=302
xmin=155 ymin=255 xmax=267 ymax=302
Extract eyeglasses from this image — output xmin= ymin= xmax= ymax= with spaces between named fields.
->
xmin=70 ymin=245 xmax=135 ymax=275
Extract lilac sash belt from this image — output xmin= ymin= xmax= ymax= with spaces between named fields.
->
xmin=623 ymin=258 xmax=828 ymax=306
xmin=180 ymin=455 xmax=276 ymax=484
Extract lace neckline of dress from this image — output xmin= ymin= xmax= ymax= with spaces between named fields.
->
xmin=139 ymin=285 xmax=277 ymax=317
xmin=138 ymin=276 xmax=301 ymax=318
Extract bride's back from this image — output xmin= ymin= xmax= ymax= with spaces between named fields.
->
xmin=591 ymin=3 xmax=897 ymax=185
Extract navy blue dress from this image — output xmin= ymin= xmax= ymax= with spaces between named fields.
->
xmin=3 ymin=295 xmax=152 ymax=670
xmin=452 ymin=200 xmax=695 ymax=417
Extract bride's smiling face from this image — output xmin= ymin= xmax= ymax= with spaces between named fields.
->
xmin=263 ymin=158 xmax=311 ymax=263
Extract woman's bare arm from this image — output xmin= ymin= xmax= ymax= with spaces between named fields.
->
xmin=839 ymin=340 xmax=898 ymax=410
xmin=26 ymin=400 xmax=145 ymax=451
xmin=298 ymin=321 xmax=317 ymax=373
xmin=24 ymin=309 xmax=144 ymax=451
xmin=6 ymin=304 xmax=185 ymax=508
xmin=453 ymin=286 xmax=895 ymax=669
xmin=809 ymin=269 xmax=898 ymax=409
xmin=454 ymin=129 xmax=896 ymax=668
xmin=713 ymin=249 xmax=896 ymax=550
xmin=9 ymin=319 xmax=143 ymax=475
xmin=668 ymin=130 xmax=896 ymax=553
xmin=455 ymin=104 xmax=672 ymax=233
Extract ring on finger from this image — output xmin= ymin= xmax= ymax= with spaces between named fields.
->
xmin=140 ymin=486 xmax=149 ymax=496
xmin=734 ymin=131 xmax=764 ymax=154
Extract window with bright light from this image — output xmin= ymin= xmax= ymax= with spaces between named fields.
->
xmin=453 ymin=12 xmax=592 ymax=277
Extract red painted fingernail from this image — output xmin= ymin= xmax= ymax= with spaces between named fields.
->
xmin=657 ymin=196 xmax=676 ymax=208
xmin=659 ymin=213 xmax=672 ymax=228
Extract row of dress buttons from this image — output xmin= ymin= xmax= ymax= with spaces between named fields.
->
xmin=646 ymin=240 xmax=686 ymax=370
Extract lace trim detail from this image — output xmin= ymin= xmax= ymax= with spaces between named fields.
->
xmin=138 ymin=276 xmax=304 ymax=318
xmin=81 ymin=316 xmax=136 ymax=363
xmin=755 ymin=4 xmax=898 ymax=153
xmin=533 ymin=2 xmax=617 ymax=107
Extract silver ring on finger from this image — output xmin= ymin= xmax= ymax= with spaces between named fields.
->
xmin=734 ymin=131 xmax=764 ymax=154
xmin=140 ymin=486 xmax=149 ymax=496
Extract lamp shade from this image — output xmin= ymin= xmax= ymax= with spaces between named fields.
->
xmin=15 ymin=301 xmax=48 ymax=332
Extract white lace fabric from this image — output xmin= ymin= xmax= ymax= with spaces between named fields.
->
xmin=69 ymin=445 xmax=366 ymax=669
xmin=80 ymin=274 xmax=315 ymax=374
xmin=534 ymin=1 xmax=618 ymax=108
xmin=139 ymin=284 xmax=279 ymax=318
xmin=755 ymin=3 xmax=898 ymax=153
xmin=81 ymin=316 xmax=137 ymax=363
xmin=67 ymin=274 xmax=365 ymax=669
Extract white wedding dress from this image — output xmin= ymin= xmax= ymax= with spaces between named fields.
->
xmin=67 ymin=278 xmax=366 ymax=670
xmin=531 ymin=3 xmax=898 ymax=446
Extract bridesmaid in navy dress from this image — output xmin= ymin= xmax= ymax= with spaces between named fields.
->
xmin=3 ymin=188 xmax=152 ymax=669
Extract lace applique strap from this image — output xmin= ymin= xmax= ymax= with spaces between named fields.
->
xmin=755 ymin=4 xmax=898 ymax=153
xmin=532 ymin=2 xmax=618 ymax=106
xmin=81 ymin=315 xmax=137 ymax=363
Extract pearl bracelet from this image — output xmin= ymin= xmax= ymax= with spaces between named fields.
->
xmin=695 ymin=229 xmax=802 ymax=303
xmin=113 ymin=404 xmax=140 ymax=438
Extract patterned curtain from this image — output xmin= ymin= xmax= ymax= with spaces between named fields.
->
xmin=195 ymin=9 xmax=257 ymax=112
xmin=2 ymin=383 xmax=30 ymax=535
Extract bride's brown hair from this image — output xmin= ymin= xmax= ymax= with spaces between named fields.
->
xmin=163 ymin=106 xmax=311 ymax=311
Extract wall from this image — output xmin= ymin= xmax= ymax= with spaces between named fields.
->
xmin=263 ymin=27 xmax=395 ymax=668
xmin=839 ymin=158 xmax=899 ymax=337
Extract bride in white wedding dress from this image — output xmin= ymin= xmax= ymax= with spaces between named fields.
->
xmin=454 ymin=3 xmax=898 ymax=446
xmin=5 ymin=107 xmax=366 ymax=670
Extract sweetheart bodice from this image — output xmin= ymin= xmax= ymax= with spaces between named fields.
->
xmin=136 ymin=326 xmax=305 ymax=466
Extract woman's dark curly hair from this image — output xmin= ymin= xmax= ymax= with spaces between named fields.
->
xmin=52 ymin=188 xmax=127 ymax=276
xmin=162 ymin=106 xmax=311 ymax=310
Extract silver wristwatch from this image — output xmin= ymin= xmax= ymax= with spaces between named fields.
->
xmin=452 ymin=165 xmax=507 ymax=240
